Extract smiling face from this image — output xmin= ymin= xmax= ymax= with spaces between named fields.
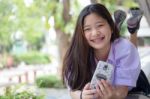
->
xmin=83 ymin=13 xmax=112 ymax=51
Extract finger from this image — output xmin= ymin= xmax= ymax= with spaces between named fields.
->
xmin=101 ymin=80 xmax=115 ymax=98
xmin=97 ymin=80 xmax=106 ymax=95
xmin=83 ymin=89 xmax=97 ymax=95
xmin=102 ymin=80 xmax=113 ymax=92
xmin=107 ymin=80 xmax=114 ymax=91
xmin=93 ymin=93 xmax=99 ymax=99
xmin=82 ymin=89 xmax=95 ymax=99
xmin=106 ymin=80 xmax=114 ymax=89
xmin=96 ymin=85 xmax=103 ymax=97
xmin=83 ymin=83 xmax=91 ymax=90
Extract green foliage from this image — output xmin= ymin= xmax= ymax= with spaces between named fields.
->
xmin=13 ymin=51 xmax=51 ymax=65
xmin=123 ymin=0 xmax=139 ymax=8
xmin=25 ymin=31 xmax=43 ymax=50
xmin=0 ymin=86 xmax=45 ymax=99
xmin=36 ymin=75 xmax=64 ymax=88
xmin=54 ymin=0 xmax=81 ymax=35
xmin=54 ymin=3 xmax=64 ymax=30
xmin=1 ymin=0 xmax=138 ymax=54
xmin=120 ymin=22 xmax=127 ymax=36
xmin=64 ymin=0 xmax=81 ymax=35
xmin=100 ymin=0 xmax=117 ymax=13
xmin=0 ymin=0 xmax=85 ymax=53
xmin=0 ymin=55 xmax=7 ymax=69
xmin=0 ymin=0 xmax=13 ymax=49
xmin=0 ymin=0 xmax=46 ymax=52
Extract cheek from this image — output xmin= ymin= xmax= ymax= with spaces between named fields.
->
xmin=84 ymin=33 xmax=90 ymax=40
xmin=105 ymin=29 xmax=112 ymax=38
xmin=108 ymin=33 xmax=112 ymax=40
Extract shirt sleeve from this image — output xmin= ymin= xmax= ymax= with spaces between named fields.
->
xmin=114 ymin=39 xmax=141 ymax=87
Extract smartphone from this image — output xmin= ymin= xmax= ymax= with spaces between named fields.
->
xmin=90 ymin=61 xmax=114 ymax=89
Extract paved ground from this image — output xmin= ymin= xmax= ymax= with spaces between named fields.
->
xmin=37 ymin=88 xmax=71 ymax=99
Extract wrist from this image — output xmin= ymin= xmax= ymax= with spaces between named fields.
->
xmin=131 ymin=32 xmax=137 ymax=36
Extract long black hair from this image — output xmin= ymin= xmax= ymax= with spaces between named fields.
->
xmin=62 ymin=3 xmax=120 ymax=90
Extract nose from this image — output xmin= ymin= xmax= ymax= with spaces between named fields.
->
xmin=91 ymin=28 xmax=100 ymax=36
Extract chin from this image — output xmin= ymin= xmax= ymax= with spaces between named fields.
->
xmin=92 ymin=45 xmax=105 ymax=50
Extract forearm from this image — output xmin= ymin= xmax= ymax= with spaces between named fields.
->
xmin=114 ymin=86 xmax=128 ymax=99
xmin=130 ymin=33 xmax=138 ymax=47
xmin=70 ymin=90 xmax=81 ymax=99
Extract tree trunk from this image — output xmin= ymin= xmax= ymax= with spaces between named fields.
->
xmin=55 ymin=29 xmax=70 ymax=75
xmin=55 ymin=29 xmax=70 ymax=64
xmin=137 ymin=0 xmax=150 ymax=26
xmin=90 ymin=0 xmax=98 ymax=3
xmin=62 ymin=0 xmax=70 ymax=24
xmin=55 ymin=0 xmax=70 ymax=66
xmin=116 ymin=0 xmax=123 ymax=5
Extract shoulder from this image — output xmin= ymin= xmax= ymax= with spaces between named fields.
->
xmin=112 ymin=37 xmax=138 ymax=59
xmin=113 ymin=37 xmax=136 ymax=51
xmin=112 ymin=37 xmax=137 ymax=53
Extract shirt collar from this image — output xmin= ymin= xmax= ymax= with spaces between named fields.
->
xmin=106 ymin=43 xmax=114 ymax=65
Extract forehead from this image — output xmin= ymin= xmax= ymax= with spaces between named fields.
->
xmin=84 ymin=13 xmax=106 ymax=25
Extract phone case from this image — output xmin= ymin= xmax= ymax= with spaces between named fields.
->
xmin=90 ymin=61 xmax=114 ymax=89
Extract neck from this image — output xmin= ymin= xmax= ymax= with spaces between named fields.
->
xmin=94 ymin=43 xmax=111 ymax=61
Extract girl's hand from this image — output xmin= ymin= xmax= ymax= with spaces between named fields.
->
xmin=82 ymin=83 xmax=99 ymax=99
xmin=96 ymin=79 xmax=116 ymax=99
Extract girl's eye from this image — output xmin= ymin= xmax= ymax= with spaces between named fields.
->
xmin=97 ymin=24 xmax=103 ymax=27
xmin=84 ymin=28 xmax=91 ymax=32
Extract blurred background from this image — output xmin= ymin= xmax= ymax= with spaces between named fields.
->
xmin=0 ymin=0 xmax=150 ymax=99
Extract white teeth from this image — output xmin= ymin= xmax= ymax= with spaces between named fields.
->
xmin=92 ymin=37 xmax=104 ymax=43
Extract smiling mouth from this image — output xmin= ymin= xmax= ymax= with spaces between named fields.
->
xmin=92 ymin=36 xmax=105 ymax=43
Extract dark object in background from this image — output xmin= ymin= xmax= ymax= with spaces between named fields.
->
xmin=126 ymin=94 xmax=149 ymax=99
xmin=129 ymin=70 xmax=150 ymax=98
